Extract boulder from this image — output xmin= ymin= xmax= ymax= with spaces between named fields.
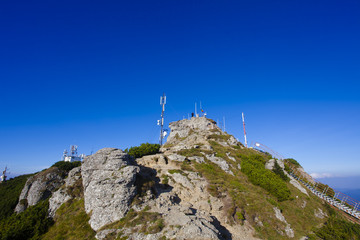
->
xmin=48 ymin=166 xmax=82 ymax=217
xmin=81 ymin=148 xmax=139 ymax=231
xmin=15 ymin=167 xmax=65 ymax=213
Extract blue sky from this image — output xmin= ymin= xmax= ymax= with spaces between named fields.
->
xmin=1 ymin=1 xmax=359 ymax=187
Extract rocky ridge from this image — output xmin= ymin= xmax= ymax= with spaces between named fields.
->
xmin=15 ymin=167 xmax=66 ymax=213
xmin=14 ymin=116 xmax=335 ymax=240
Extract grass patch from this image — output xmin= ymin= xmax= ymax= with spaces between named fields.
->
xmin=0 ymin=200 xmax=54 ymax=240
xmin=42 ymin=199 xmax=96 ymax=240
xmin=161 ymin=175 xmax=169 ymax=185
xmin=0 ymin=174 xmax=33 ymax=220
xmin=177 ymin=148 xmax=204 ymax=157
xmin=101 ymin=208 xmax=164 ymax=235
xmin=241 ymin=154 xmax=291 ymax=201
xmin=207 ymin=134 xmax=230 ymax=141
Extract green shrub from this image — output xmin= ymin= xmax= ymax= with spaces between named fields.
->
xmin=52 ymin=161 xmax=81 ymax=172
xmin=125 ymin=143 xmax=160 ymax=158
xmin=0 ymin=200 xmax=54 ymax=240
xmin=0 ymin=174 xmax=33 ymax=220
xmin=41 ymin=199 xmax=95 ymax=240
xmin=272 ymin=161 xmax=290 ymax=182
xmin=241 ymin=154 xmax=291 ymax=201
xmin=161 ymin=175 xmax=169 ymax=185
xmin=312 ymin=216 xmax=360 ymax=239
xmin=284 ymin=158 xmax=301 ymax=167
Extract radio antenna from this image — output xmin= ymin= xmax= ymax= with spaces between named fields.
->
xmin=159 ymin=93 xmax=166 ymax=145
xmin=242 ymin=112 xmax=248 ymax=147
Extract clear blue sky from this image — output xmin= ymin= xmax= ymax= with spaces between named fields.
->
xmin=1 ymin=1 xmax=359 ymax=185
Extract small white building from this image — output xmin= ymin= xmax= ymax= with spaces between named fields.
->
xmin=62 ymin=145 xmax=85 ymax=162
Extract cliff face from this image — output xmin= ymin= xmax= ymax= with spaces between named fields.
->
xmin=81 ymin=148 xmax=139 ymax=231
xmin=14 ymin=117 xmax=352 ymax=239
xmin=15 ymin=167 xmax=65 ymax=213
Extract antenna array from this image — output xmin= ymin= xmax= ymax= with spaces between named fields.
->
xmin=242 ymin=112 xmax=248 ymax=147
xmin=159 ymin=93 xmax=166 ymax=145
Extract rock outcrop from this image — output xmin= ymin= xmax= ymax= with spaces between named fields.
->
xmin=81 ymin=148 xmax=139 ymax=231
xmin=273 ymin=207 xmax=294 ymax=238
xmin=162 ymin=117 xmax=238 ymax=152
xmin=15 ymin=167 xmax=65 ymax=213
xmin=48 ymin=166 xmax=82 ymax=217
xmin=13 ymin=117 xmax=337 ymax=240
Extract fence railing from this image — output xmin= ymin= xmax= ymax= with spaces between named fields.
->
xmin=286 ymin=161 xmax=360 ymax=221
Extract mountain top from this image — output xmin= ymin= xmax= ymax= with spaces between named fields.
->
xmin=1 ymin=117 xmax=360 ymax=240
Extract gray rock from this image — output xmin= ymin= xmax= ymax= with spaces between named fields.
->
xmin=274 ymin=207 xmax=286 ymax=222
xmin=314 ymin=208 xmax=327 ymax=219
xmin=289 ymin=178 xmax=308 ymax=196
xmin=48 ymin=166 xmax=82 ymax=217
xmin=15 ymin=167 xmax=65 ymax=213
xmin=273 ymin=207 xmax=294 ymax=238
xmin=81 ymin=148 xmax=139 ymax=231
xmin=188 ymin=156 xmax=205 ymax=163
xmin=171 ymin=173 xmax=193 ymax=189
xmin=265 ymin=159 xmax=275 ymax=170
xmin=227 ymin=136 xmax=238 ymax=146
xmin=206 ymin=154 xmax=233 ymax=175
xmin=301 ymin=200 xmax=307 ymax=209
xmin=226 ymin=152 xmax=236 ymax=162
xmin=167 ymin=154 xmax=186 ymax=162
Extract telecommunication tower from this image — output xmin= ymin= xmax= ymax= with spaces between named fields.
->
xmin=223 ymin=116 xmax=226 ymax=132
xmin=158 ymin=93 xmax=166 ymax=145
xmin=0 ymin=166 xmax=8 ymax=183
xmin=242 ymin=112 xmax=248 ymax=148
xmin=62 ymin=145 xmax=84 ymax=162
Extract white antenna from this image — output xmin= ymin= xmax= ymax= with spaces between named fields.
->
xmin=195 ymin=102 xmax=197 ymax=117
xmin=1 ymin=166 xmax=8 ymax=183
xmin=70 ymin=145 xmax=78 ymax=157
xmin=62 ymin=149 xmax=68 ymax=161
xmin=242 ymin=112 xmax=248 ymax=148
xmin=223 ymin=116 xmax=226 ymax=132
xmin=159 ymin=93 xmax=166 ymax=145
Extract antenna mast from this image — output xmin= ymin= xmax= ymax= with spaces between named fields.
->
xmin=242 ymin=112 xmax=248 ymax=148
xmin=1 ymin=166 xmax=8 ymax=183
xmin=159 ymin=93 xmax=166 ymax=145
xmin=223 ymin=116 xmax=226 ymax=132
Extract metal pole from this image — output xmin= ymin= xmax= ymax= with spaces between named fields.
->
xmin=160 ymin=93 xmax=166 ymax=145
xmin=242 ymin=112 xmax=248 ymax=148
xmin=223 ymin=116 xmax=226 ymax=132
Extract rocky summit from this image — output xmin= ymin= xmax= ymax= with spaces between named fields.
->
xmin=5 ymin=117 xmax=360 ymax=240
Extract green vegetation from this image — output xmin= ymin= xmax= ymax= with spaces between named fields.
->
xmin=168 ymin=169 xmax=187 ymax=176
xmin=272 ymin=161 xmax=290 ymax=182
xmin=310 ymin=216 xmax=360 ymax=240
xmin=41 ymin=199 xmax=95 ymax=240
xmin=101 ymin=208 xmax=164 ymax=236
xmin=51 ymin=161 xmax=81 ymax=172
xmin=161 ymin=175 xmax=169 ymax=185
xmin=0 ymin=174 xmax=33 ymax=220
xmin=308 ymin=205 xmax=360 ymax=240
xmin=0 ymin=200 xmax=53 ymax=240
xmin=125 ymin=143 xmax=160 ymax=158
xmin=241 ymin=155 xmax=291 ymax=201
xmin=207 ymin=134 xmax=230 ymax=141
xmin=284 ymin=158 xmax=301 ymax=167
